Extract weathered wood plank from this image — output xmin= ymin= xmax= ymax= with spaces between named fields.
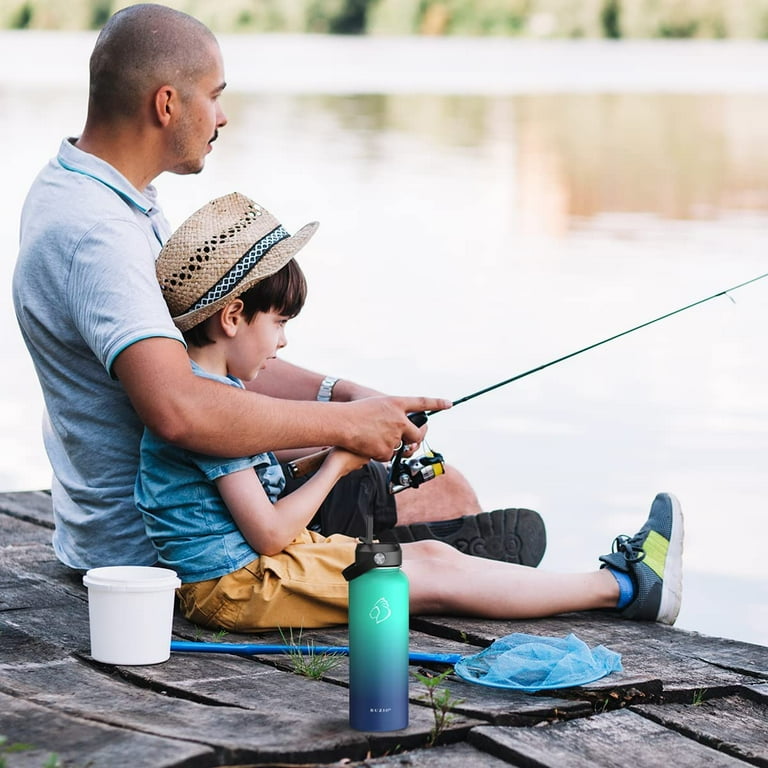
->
xmin=0 ymin=623 xmax=374 ymax=765
xmin=0 ymin=514 xmax=51 ymax=547
xmin=0 ymin=584 xmax=476 ymax=763
xmin=171 ymin=625 xmax=596 ymax=726
xmin=0 ymin=557 xmax=586 ymax=731
xmin=0 ymin=690 xmax=216 ymax=768
xmin=635 ymin=694 xmax=768 ymax=766
xmin=2 ymin=491 xmax=766 ymax=768
xmin=0 ymin=490 xmax=53 ymax=529
xmin=746 ymin=683 xmax=768 ymax=701
xmin=686 ymin=635 xmax=768 ymax=679
xmin=2 ymin=528 xmax=759 ymax=740
xmin=468 ymin=708 xmax=753 ymax=767
xmin=283 ymin=741 xmax=522 ymax=767
xmin=0 ymin=563 xmax=92 ymax=653
xmin=0 ymin=592 xmax=482 ymax=756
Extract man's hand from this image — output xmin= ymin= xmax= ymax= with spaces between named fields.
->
xmin=340 ymin=396 xmax=450 ymax=462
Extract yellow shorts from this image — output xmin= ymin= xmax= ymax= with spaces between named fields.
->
xmin=177 ymin=530 xmax=357 ymax=632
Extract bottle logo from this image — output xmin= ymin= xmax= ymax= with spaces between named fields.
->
xmin=369 ymin=597 xmax=392 ymax=624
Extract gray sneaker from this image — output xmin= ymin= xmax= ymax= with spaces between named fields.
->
xmin=380 ymin=508 xmax=547 ymax=567
xmin=599 ymin=492 xmax=684 ymax=625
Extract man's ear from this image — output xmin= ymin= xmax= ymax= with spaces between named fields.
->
xmin=219 ymin=299 xmax=246 ymax=337
xmin=153 ymin=85 xmax=177 ymax=127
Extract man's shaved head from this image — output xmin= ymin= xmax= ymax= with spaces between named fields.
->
xmin=88 ymin=3 xmax=219 ymax=119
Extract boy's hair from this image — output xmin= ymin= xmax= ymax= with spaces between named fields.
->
xmin=183 ymin=258 xmax=307 ymax=347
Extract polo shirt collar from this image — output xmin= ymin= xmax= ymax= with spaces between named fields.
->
xmin=56 ymin=137 xmax=160 ymax=216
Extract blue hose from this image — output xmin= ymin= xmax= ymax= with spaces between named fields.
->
xmin=170 ymin=639 xmax=462 ymax=664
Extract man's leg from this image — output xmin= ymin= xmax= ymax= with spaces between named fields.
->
xmin=282 ymin=461 xmax=547 ymax=567
xmin=380 ymin=467 xmax=547 ymax=567
xmin=392 ymin=466 xmax=482 ymax=524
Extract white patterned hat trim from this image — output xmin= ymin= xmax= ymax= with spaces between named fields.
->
xmin=187 ymin=225 xmax=289 ymax=314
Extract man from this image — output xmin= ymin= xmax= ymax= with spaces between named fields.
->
xmin=13 ymin=4 xmax=545 ymax=571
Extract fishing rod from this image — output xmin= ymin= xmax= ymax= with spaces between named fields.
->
xmin=428 ymin=269 xmax=768 ymax=414
xmin=293 ymin=271 xmax=768 ymax=492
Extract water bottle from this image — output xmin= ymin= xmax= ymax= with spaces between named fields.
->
xmin=343 ymin=536 xmax=409 ymax=732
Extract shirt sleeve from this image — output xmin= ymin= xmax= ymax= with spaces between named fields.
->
xmin=194 ymin=452 xmax=287 ymax=503
xmin=67 ymin=216 xmax=183 ymax=377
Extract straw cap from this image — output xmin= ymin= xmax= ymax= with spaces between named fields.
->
xmin=157 ymin=192 xmax=318 ymax=331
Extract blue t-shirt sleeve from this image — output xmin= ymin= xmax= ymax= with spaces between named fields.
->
xmin=193 ymin=451 xmax=286 ymax=503
xmin=67 ymin=217 xmax=183 ymax=377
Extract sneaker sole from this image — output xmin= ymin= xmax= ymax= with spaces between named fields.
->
xmin=382 ymin=508 xmax=547 ymax=567
xmin=657 ymin=492 xmax=684 ymax=625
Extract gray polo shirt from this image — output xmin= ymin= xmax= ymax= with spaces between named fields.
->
xmin=13 ymin=138 xmax=184 ymax=569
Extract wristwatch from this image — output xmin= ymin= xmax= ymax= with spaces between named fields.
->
xmin=317 ymin=375 xmax=339 ymax=402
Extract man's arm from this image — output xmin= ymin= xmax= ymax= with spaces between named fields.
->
xmin=113 ymin=337 xmax=449 ymax=461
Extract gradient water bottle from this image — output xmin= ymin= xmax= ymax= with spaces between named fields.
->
xmin=343 ymin=536 xmax=409 ymax=731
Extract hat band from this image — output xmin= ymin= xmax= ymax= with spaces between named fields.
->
xmin=186 ymin=225 xmax=290 ymax=314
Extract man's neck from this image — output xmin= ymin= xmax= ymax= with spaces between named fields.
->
xmin=75 ymin=124 xmax=161 ymax=191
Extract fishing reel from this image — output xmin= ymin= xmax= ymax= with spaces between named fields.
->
xmin=387 ymin=446 xmax=446 ymax=494
xmin=387 ymin=411 xmax=446 ymax=494
xmin=284 ymin=410 xmax=446 ymax=493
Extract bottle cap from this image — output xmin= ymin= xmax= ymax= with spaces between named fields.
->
xmin=342 ymin=540 xmax=402 ymax=581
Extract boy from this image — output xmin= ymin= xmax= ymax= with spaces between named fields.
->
xmin=137 ymin=193 xmax=684 ymax=632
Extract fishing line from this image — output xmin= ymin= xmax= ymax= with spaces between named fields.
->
xmin=427 ymin=270 xmax=768 ymax=415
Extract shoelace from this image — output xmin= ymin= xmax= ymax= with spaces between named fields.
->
xmin=611 ymin=534 xmax=647 ymax=564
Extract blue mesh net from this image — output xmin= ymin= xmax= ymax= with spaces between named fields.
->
xmin=453 ymin=632 xmax=622 ymax=692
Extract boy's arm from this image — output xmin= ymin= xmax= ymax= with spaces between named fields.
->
xmin=113 ymin=337 xmax=449 ymax=461
xmin=217 ymin=449 xmax=369 ymax=556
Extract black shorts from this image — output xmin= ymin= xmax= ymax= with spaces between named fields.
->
xmin=280 ymin=461 xmax=397 ymax=538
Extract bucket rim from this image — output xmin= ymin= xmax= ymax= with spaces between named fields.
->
xmin=83 ymin=565 xmax=180 ymax=592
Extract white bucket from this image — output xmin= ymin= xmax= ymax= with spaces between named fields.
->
xmin=83 ymin=565 xmax=181 ymax=665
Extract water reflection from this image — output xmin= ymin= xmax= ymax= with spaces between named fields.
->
xmin=222 ymin=90 xmax=768 ymax=238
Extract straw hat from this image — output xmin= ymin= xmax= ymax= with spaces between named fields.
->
xmin=156 ymin=192 xmax=318 ymax=332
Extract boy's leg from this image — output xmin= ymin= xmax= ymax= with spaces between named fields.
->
xmin=403 ymin=541 xmax=620 ymax=617
xmin=402 ymin=492 xmax=684 ymax=624
xmin=598 ymin=492 xmax=684 ymax=624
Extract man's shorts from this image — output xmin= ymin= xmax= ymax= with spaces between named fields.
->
xmin=281 ymin=461 xmax=397 ymax=538
xmin=177 ymin=530 xmax=358 ymax=632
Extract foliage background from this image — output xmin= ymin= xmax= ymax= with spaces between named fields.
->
xmin=3 ymin=0 xmax=768 ymax=38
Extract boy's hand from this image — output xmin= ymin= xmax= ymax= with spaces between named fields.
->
xmin=327 ymin=447 xmax=370 ymax=477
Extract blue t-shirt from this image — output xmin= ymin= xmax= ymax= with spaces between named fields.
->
xmin=136 ymin=362 xmax=286 ymax=583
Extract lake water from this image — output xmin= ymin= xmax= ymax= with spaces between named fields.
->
xmin=1 ymin=33 xmax=767 ymax=646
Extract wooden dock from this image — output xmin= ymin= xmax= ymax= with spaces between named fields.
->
xmin=1 ymin=490 xmax=766 ymax=768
